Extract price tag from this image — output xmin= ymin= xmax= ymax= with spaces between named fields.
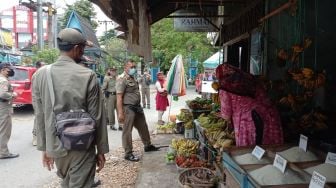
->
xmin=299 ymin=134 xmax=308 ymax=152
xmin=273 ymin=154 xmax=287 ymax=173
xmin=252 ymin=145 xmax=265 ymax=160
xmin=309 ymin=171 xmax=326 ymax=188
xmin=325 ymin=152 xmax=336 ymax=166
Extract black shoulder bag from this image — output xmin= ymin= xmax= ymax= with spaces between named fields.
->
xmin=46 ymin=65 xmax=96 ymax=150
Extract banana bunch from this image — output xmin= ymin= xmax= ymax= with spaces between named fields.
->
xmin=299 ymin=111 xmax=328 ymax=130
xmin=157 ymin=122 xmax=176 ymax=130
xmin=184 ymin=120 xmax=194 ymax=129
xmin=198 ymin=112 xmax=229 ymax=130
xmin=205 ymin=129 xmax=235 ymax=148
xmin=302 ymin=68 xmax=314 ymax=79
xmin=290 ymin=68 xmax=326 ymax=89
xmin=213 ymin=139 xmax=234 ymax=149
xmin=279 ymin=94 xmax=297 ymax=110
xmin=290 ymin=72 xmax=305 ymax=81
xmin=171 ymin=138 xmax=199 ymax=157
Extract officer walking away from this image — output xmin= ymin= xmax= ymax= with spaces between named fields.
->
xmin=138 ymin=69 xmax=151 ymax=109
xmin=102 ymin=66 xmax=120 ymax=130
xmin=32 ymin=28 xmax=109 ymax=187
xmin=116 ymin=59 xmax=159 ymax=162
xmin=32 ymin=60 xmax=46 ymax=146
xmin=0 ymin=63 xmax=19 ymax=159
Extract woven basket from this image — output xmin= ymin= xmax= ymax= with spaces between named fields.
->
xmin=178 ymin=167 xmax=215 ymax=188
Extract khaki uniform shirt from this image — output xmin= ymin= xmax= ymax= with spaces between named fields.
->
xmin=102 ymin=75 xmax=116 ymax=93
xmin=0 ymin=74 xmax=13 ymax=111
xmin=32 ymin=55 xmax=109 ymax=158
xmin=138 ymin=73 xmax=151 ymax=89
xmin=116 ymin=72 xmax=141 ymax=105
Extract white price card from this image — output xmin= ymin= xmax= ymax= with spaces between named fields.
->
xmin=309 ymin=171 xmax=326 ymax=188
xmin=252 ymin=145 xmax=265 ymax=160
xmin=299 ymin=134 xmax=308 ymax=152
xmin=273 ymin=154 xmax=287 ymax=173
xmin=325 ymin=152 xmax=336 ymax=166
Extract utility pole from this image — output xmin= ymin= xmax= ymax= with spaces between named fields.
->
xmin=37 ymin=0 xmax=44 ymax=50
xmin=98 ymin=20 xmax=114 ymax=34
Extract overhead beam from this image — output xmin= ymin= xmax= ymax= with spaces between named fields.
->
xmin=167 ymin=14 xmax=231 ymax=18
xmin=167 ymin=0 xmax=248 ymax=4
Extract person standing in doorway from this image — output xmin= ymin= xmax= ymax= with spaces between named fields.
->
xmin=116 ymin=59 xmax=159 ymax=162
xmin=139 ymin=69 xmax=151 ymax=109
xmin=32 ymin=60 xmax=46 ymax=146
xmin=0 ymin=63 xmax=19 ymax=159
xmin=32 ymin=28 xmax=109 ymax=187
xmin=155 ymin=72 xmax=169 ymax=125
xmin=102 ymin=66 xmax=120 ymax=130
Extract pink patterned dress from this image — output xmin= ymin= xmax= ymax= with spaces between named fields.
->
xmin=219 ymin=86 xmax=283 ymax=146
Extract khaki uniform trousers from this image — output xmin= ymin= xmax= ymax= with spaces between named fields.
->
xmin=141 ymin=88 xmax=150 ymax=107
xmin=122 ymin=106 xmax=151 ymax=155
xmin=105 ymin=94 xmax=117 ymax=125
xmin=54 ymin=147 xmax=96 ymax=188
xmin=0 ymin=104 xmax=12 ymax=156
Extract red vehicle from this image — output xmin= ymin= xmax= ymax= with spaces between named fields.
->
xmin=9 ymin=66 xmax=37 ymax=106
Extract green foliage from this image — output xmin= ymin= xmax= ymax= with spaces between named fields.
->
xmin=99 ymin=29 xmax=116 ymax=45
xmin=31 ymin=45 xmax=59 ymax=64
xmin=59 ymin=0 xmax=98 ymax=30
xmin=151 ymin=18 xmax=217 ymax=72
xmin=100 ymin=33 xmax=127 ymax=71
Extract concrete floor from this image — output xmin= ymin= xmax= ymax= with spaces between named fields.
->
xmin=135 ymin=134 xmax=184 ymax=188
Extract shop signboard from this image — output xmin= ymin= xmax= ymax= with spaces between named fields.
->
xmin=252 ymin=145 xmax=265 ymax=160
xmin=299 ymin=134 xmax=308 ymax=152
xmin=273 ymin=154 xmax=287 ymax=173
xmin=309 ymin=171 xmax=326 ymax=188
xmin=174 ymin=17 xmax=217 ymax=32
xmin=0 ymin=28 xmax=14 ymax=47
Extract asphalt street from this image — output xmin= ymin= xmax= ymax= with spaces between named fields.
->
xmin=0 ymin=85 xmax=198 ymax=188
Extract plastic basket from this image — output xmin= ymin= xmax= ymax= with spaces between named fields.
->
xmin=178 ymin=167 xmax=216 ymax=188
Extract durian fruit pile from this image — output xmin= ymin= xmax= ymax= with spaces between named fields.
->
xmin=171 ymin=138 xmax=199 ymax=157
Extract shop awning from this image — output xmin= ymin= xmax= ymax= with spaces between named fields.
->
xmin=203 ymin=50 xmax=223 ymax=69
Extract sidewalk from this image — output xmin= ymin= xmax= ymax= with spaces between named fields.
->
xmin=135 ymin=134 xmax=183 ymax=188
xmin=134 ymin=86 xmax=199 ymax=188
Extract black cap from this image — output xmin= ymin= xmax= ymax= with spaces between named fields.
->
xmin=57 ymin=28 xmax=93 ymax=47
xmin=0 ymin=63 xmax=12 ymax=70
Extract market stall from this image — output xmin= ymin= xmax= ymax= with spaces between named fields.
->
xmin=161 ymin=61 xmax=336 ymax=187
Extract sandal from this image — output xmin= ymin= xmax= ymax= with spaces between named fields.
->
xmin=0 ymin=153 xmax=19 ymax=159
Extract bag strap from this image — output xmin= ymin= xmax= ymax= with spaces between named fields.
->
xmin=46 ymin=65 xmax=55 ymax=108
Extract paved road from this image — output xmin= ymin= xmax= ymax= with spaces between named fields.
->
xmin=0 ymin=86 xmax=199 ymax=188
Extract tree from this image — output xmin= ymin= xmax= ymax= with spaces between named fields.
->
xmin=31 ymin=45 xmax=59 ymax=64
xmin=151 ymin=18 xmax=217 ymax=72
xmin=59 ymin=0 xmax=98 ymax=30
xmin=99 ymin=32 xmax=127 ymax=71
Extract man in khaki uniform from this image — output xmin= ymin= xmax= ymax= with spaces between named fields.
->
xmin=138 ymin=69 xmax=151 ymax=109
xmin=32 ymin=28 xmax=109 ymax=188
xmin=102 ymin=67 xmax=120 ymax=130
xmin=116 ymin=60 xmax=159 ymax=162
xmin=0 ymin=63 xmax=19 ymax=159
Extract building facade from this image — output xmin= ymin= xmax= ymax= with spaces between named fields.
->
xmin=0 ymin=5 xmax=48 ymax=49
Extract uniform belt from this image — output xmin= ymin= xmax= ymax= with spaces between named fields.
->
xmin=108 ymin=92 xmax=116 ymax=95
